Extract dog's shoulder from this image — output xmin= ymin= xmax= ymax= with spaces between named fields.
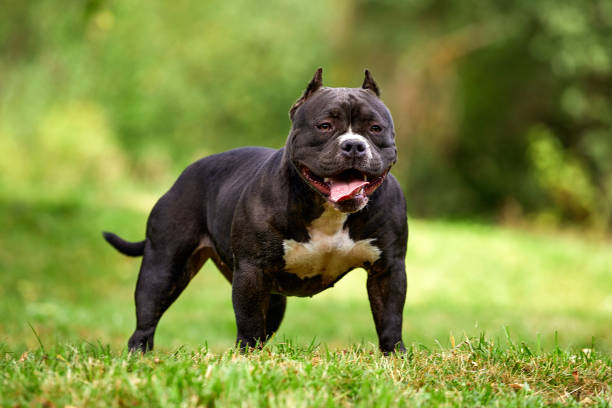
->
xmin=194 ymin=146 xmax=278 ymax=168
xmin=177 ymin=146 xmax=280 ymax=180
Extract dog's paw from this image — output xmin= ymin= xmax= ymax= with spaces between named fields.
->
xmin=128 ymin=329 xmax=155 ymax=353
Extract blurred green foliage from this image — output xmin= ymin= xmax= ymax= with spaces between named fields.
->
xmin=1 ymin=0 xmax=612 ymax=229
xmin=1 ymin=0 xmax=611 ymax=358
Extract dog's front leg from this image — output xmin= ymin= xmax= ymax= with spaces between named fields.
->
xmin=367 ymin=259 xmax=407 ymax=354
xmin=232 ymin=260 xmax=269 ymax=350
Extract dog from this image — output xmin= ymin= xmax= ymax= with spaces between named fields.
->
xmin=103 ymin=68 xmax=408 ymax=353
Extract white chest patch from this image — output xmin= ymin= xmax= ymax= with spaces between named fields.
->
xmin=282 ymin=203 xmax=381 ymax=283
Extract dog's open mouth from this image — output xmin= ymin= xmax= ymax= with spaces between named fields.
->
xmin=301 ymin=166 xmax=388 ymax=203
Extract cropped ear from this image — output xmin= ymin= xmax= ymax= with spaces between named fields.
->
xmin=289 ymin=68 xmax=323 ymax=120
xmin=362 ymin=69 xmax=380 ymax=97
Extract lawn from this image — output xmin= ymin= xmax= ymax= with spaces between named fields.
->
xmin=0 ymin=194 xmax=611 ymax=406
xmin=2 ymin=341 xmax=610 ymax=407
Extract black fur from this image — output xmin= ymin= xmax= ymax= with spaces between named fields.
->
xmin=102 ymin=232 xmax=145 ymax=257
xmin=104 ymin=69 xmax=408 ymax=354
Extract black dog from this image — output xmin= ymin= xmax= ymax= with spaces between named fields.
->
xmin=104 ymin=69 xmax=408 ymax=353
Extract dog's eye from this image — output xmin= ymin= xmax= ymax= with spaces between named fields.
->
xmin=316 ymin=122 xmax=332 ymax=131
xmin=370 ymin=125 xmax=382 ymax=133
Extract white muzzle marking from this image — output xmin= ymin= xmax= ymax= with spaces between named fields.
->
xmin=337 ymin=127 xmax=372 ymax=159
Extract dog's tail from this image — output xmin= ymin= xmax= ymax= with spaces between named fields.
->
xmin=102 ymin=232 xmax=145 ymax=257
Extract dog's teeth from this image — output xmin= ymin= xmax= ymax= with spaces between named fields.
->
xmin=363 ymin=174 xmax=368 ymax=181
xmin=324 ymin=177 xmax=330 ymax=183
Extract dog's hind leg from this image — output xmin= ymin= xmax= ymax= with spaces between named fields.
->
xmin=128 ymin=240 xmax=208 ymax=352
xmin=265 ymin=294 xmax=286 ymax=340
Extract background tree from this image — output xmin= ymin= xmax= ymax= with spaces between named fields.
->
xmin=1 ymin=0 xmax=611 ymax=230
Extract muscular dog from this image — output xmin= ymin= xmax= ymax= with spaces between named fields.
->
xmin=104 ymin=68 xmax=408 ymax=353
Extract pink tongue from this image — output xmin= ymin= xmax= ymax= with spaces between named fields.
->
xmin=329 ymin=178 xmax=369 ymax=202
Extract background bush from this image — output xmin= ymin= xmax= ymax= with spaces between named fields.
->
xmin=1 ymin=0 xmax=612 ymax=229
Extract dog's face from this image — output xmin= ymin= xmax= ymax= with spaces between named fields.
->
xmin=286 ymin=69 xmax=397 ymax=213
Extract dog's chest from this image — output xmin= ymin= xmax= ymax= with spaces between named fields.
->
xmin=282 ymin=204 xmax=381 ymax=283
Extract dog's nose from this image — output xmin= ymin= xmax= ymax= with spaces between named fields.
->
xmin=340 ymin=139 xmax=367 ymax=158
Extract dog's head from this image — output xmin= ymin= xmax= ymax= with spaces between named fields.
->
xmin=286 ymin=68 xmax=397 ymax=213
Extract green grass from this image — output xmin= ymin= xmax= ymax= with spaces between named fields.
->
xmin=1 ymin=340 xmax=610 ymax=407
xmin=1 ymin=195 xmax=611 ymax=406
xmin=1 ymin=198 xmax=611 ymax=353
